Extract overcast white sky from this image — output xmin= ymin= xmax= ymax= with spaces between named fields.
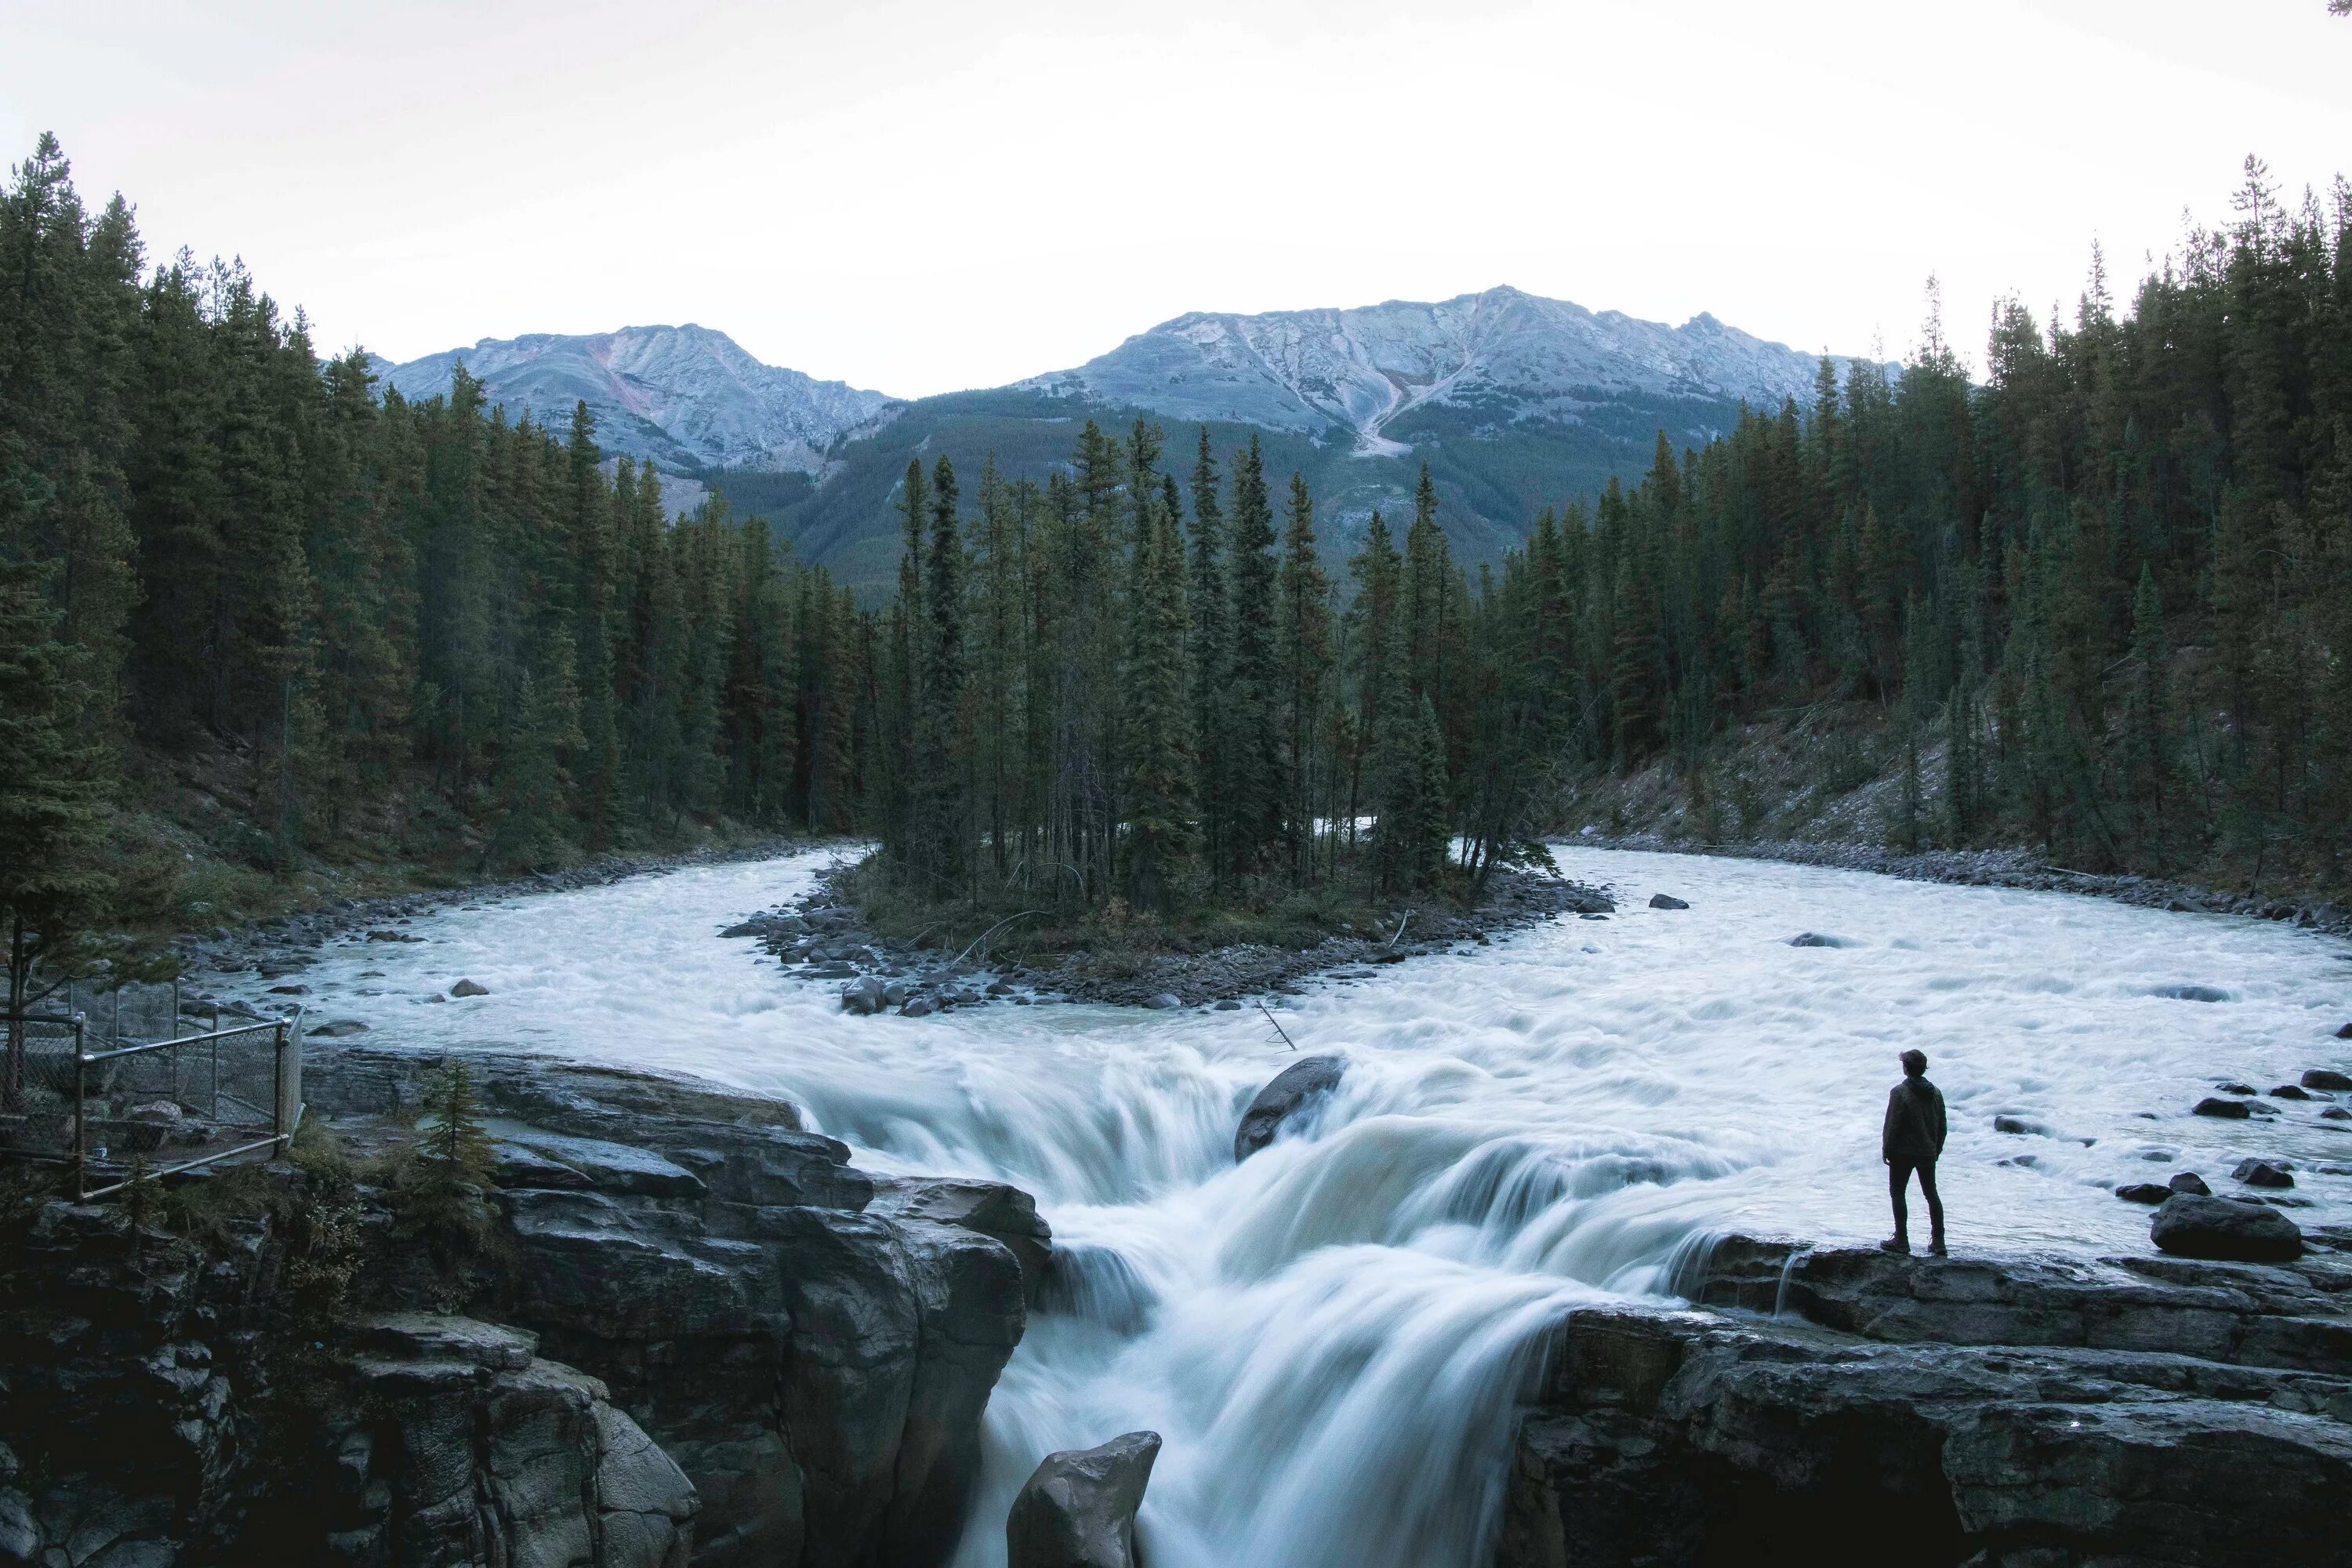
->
xmin=5 ymin=0 xmax=2349 ymax=397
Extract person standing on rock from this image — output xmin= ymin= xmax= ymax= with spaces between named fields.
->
xmin=1881 ymin=1048 xmax=1947 ymax=1256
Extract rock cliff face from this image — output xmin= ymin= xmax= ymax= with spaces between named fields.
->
xmin=1498 ymin=1236 xmax=2352 ymax=1568
xmin=307 ymin=1045 xmax=1036 ymax=1567
xmin=0 ymin=1046 xmax=1036 ymax=1568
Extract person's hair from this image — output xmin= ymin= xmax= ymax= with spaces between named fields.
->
xmin=1900 ymin=1049 xmax=1928 ymax=1076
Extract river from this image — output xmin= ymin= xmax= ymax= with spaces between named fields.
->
xmin=263 ymin=845 xmax=2352 ymax=1568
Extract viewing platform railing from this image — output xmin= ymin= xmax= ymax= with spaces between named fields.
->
xmin=1 ymin=1000 xmax=304 ymax=1201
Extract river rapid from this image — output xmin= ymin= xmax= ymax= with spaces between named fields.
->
xmin=270 ymin=846 xmax=2352 ymax=1568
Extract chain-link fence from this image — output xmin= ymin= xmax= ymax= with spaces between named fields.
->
xmin=2 ymin=986 xmax=304 ymax=1200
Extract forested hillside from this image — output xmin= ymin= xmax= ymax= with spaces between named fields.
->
xmin=5 ymin=132 xmax=2349 ymax=1004
xmin=0 ymin=135 xmax=865 ymax=995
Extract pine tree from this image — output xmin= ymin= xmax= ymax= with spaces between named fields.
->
xmin=1122 ymin=481 xmax=1193 ymax=912
xmin=1225 ymin=435 xmax=1284 ymax=877
xmin=1185 ymin=430 xmax=1229 ymax=885
xmin=0 ymin=562 xmax=114 ymax=1102
xmin=1276 ymin=473 xmax=1332 ymax=882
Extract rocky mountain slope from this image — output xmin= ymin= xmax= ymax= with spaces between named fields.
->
xmin=376 ymin=325 xmax=898 ymax=476
xmin=1018 ymin=286 xmax=1871 ymax=456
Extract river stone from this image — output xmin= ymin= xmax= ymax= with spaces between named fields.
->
xmin=2149 ymin=1193 xmax=2303 ymax=1262
xmin=2269 ymin=1083 xmax=2313 ymax=1099
xmin=1143 ymin=993 xmax=1181 ymax=1011
xmin=2325 ymin=1107 xmax=2352 ymax=1120
xmin=452 ymin=978 xmax=490 ymax=997
xmin=500 ymin=1129 xmax=708 ymax=1198
xmin=2233 ymin=1158 xmax=2295 ymax=1189
xmin=2192 ymin=1097 xmax=2251 ymax=1119
xmin=902 ymin=997 xmax=936 ymax=1018
xmin=1005 ymin=1431 xmax=1161 ymax=1568
xmin=1234 ymin=1054 xmax=1347 ymax=1162
xmin=2304 ymin=1067 xmax=2352 ymax=1090
xmin=309 ymin=1018 xmax=370 ymax=1036
xmin=2337 ymin=1022 xmax=2352 ymax=1040
xmin=2114 ymin=1182 xmax=2172 ymax=1204
xmin=1649 ymin=894 xmax=1689 ymax=909
xmin=2168 ymin=1171 xmax=2211 ymax=1196
xmin=843 ymin=976 xmax=886 ymax=1014
xmin=1991 ymin=1115 xmax=2048 ymax=1136
xmin=1788 ymin=932 xmax=1853 ymax=948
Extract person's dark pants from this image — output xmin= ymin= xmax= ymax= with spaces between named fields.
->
xmin=1889 ymin=1158 xmax=1944 ymax=1244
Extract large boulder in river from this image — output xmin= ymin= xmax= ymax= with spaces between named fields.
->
xmin=1006 ymin=1431 xmax=1161 ymax=1568
xmin=1234 ymin=1054 xmax=1347 ymax=1162
xmin=2150 ymin=1193 xmax=2303 ymax=1262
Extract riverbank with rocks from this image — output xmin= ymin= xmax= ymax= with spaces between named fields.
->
xmin=1581 ymin=831 xmax=2352 ymax=940
xmin=725 ymin=863 xmax=1614 ymax=1017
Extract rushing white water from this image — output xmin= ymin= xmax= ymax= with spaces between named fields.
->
xmin=267 ymin=847 xmax=2352 ymax=1567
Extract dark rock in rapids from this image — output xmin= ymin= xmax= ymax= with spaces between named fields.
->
xmin=451 ymin=977 xmax=490 ymax=997
xmin=2114 ymin=1182 xmax=2172 ymax=1204
xmin=1234 ymin=1054 xmax=1348 ymax=1162
xmin=1649 ymin=894 xmax=1689 ymax=909
xmin=1143 ymin=993 xmax=1182 ymax=1011
xmin=2150 ymin=1193 xmax=2304 ymax=1262
xmin=1992 ymin=1115 xmax=2049 ymax=1136
xmin=307 ymin=1018 xmax=369 ymax=1036
xmin=2234 ymin=1158 xmax=2296 ymax=1189
xmin=1788 ymin=931 xmax=1854 ymax=948
xmin=842 ymin=975 xmax=886 ymax=1014
xmin=2193 ymin=1097 xmax=2252 ymax=1119
xmin=2216 ymin=1081 xmax=2257 ymax=1094
xmin=2169 ymin=1171 xmax=2212 ymax=1196
xmin=902 ymin=996 xmax=936 ymax=1018
xmin=2324 ymin=1107 xmax=2352 ymax=1121
xmin=2304 ymin=1066 xmax=2352 ymax=1090
xmin=2336 ymin=1022 xmax=2352 ymax=1040
xmin=2270 ymin=1083 xmax=2313 ymax=1099
xmin=1005 ymin=1431 xmax=1161 ymax=1568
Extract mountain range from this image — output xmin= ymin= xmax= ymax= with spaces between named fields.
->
xmin=373 ymin=288 xmax=1879 ymax=593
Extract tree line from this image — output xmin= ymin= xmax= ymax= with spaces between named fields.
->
xmin=0 ymin=135 xmax=868 ymax=1014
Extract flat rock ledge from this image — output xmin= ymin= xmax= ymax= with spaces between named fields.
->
xmin=1499 ymin=1236 xmax=2352 ymax=1568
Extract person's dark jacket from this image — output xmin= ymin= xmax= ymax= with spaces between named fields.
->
xmin=1882 ymin=1076 xmax=1947 ymax=1164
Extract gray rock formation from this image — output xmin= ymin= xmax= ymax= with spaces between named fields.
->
xmin=2151 ymin=1193 xmax=2305 ymax=1263
xmin=0 ymin=1212 xmax=692 ymax=1567
xmin=332 ymin=1314 xmax=698 ymax=1566
xmin=1004 ymin=1432 xmax=1160 ymax=1568
xmin=306 ymin=1044 xmax=1033 ymax=1568
xmin=1501 ymin=1238 xmax=2352 ymax=1567
xmin=1233 ymin=1054 xmax=1347 ymax=1162
xmin=0 ymin=1044 xmax=1040 ymax=1568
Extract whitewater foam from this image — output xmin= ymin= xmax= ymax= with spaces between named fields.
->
xmin=271 ymin=846 xmax=2352 ymax=1567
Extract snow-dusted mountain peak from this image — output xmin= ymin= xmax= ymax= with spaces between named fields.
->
xmin=376 ymin=325 xmax=898 ymax=476
xmin=1019 ymin=285 xmax=1870 ymax=456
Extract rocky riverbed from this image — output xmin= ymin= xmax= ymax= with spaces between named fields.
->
xmin=731 ymin=864 xmax=1614 ymax=1017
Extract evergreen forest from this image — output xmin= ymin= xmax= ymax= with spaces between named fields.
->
xmin=5 ymin=133 xmax=2352 ymax=1004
